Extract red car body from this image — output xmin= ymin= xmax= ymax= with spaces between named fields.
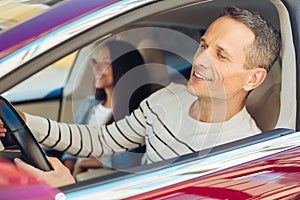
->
xmin=0 ymin=158 xmax=62 ymax=200
xmin=127 ymin=146 xmax=300 ymax=200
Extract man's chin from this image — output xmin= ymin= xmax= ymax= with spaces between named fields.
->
xmin=187 ymin=81 xmax=212 ymax=99
xmin=186 ymin=82 xmax=198 ymax=96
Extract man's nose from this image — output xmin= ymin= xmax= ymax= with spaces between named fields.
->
xmin=194 ymin=49 xmax=214 ymax=69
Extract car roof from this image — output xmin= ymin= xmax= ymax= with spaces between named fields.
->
xmin=0 ymin=0 xmax=121 ymax=59
xmin=0 ymin=2 xmax=49 ymax=31
xmin=1 ymin=0 xmax=279 ymax=60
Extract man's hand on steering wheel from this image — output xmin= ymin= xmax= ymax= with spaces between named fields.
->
xmin=0 ymin=118 xmax=75 ymax=187
xmin=15 ymin=156 xmax=75 ymax=187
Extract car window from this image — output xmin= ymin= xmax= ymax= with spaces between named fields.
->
xmin=2 ymin=52 xmax=76 ymax=102
xmin=62 ymin=0 xmax=280 ymax=163
xmin=58 ymin=0 xmax=282 ymax=186
xmin=61 ymin=25 xmax=203 ymax=124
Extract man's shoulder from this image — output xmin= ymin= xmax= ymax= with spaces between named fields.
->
xmin=150 ymin=82 xmax=187 ymax=98
xmin=154 ymin=82 xmax=187 ymax=95
xmin=167 ymin=82 xmax=187 ymax=91
xmin=147 ymin=82 xmax=190 ymax=103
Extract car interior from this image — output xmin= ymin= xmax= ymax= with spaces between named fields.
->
xmin=66 ymin=0 xmax=289 ymax=129
xmin=1 ymin=0 xmax=297 ymax=186
xmin=58 ymin=0 xmax=296 ymax=182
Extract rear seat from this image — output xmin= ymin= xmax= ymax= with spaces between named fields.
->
xmin=137 ymin=37 xmax=171 ymax=92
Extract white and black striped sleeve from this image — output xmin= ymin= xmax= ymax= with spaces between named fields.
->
xmin=24 ymin=106 xmax=147 ymax=158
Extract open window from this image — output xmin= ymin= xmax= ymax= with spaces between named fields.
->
xmin=56 ymin=0 xmax=295 ymax=182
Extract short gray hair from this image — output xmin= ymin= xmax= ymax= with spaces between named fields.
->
xmin=222 ymin=6 xmax=281 ymax=72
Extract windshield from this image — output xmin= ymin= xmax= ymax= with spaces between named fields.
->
xmin=0 ymin=0 xmax=64 ymax=32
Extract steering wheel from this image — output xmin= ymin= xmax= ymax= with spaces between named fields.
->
xmin=0 ymin=96 xmax=52 ymax=171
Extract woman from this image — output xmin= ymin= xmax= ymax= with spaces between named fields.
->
xmin=63 ymin=40 xmax=150 ymax=175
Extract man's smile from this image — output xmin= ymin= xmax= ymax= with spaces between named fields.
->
xmin=193 ymin=71 xmax=212 ymax=81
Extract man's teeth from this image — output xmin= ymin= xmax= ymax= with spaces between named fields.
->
xmin=194 ymin=71 xmax=211 ymax=81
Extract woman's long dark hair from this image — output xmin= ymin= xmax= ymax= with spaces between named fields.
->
xmin=94 ymin=40 xmax=152 ymax=124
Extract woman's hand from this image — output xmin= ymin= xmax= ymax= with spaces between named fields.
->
xmin=15 ymin=157 xmax=76 ymax=187
xmin=73 ymin=158 xmax=103 ymax=177
xmin=0 ymin=119 xmax=6 ymax=137
xmin=63 ymin=158 xmax=76 ymax=173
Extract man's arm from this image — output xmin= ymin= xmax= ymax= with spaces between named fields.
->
xmin=25 ymin=106 xmax=147 ymax=158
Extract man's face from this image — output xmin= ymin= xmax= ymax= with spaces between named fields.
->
xmin=187 ymin=16 xmax=256 ymax=101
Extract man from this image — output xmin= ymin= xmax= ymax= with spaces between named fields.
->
xmin=0 ymin=6 xmax=280 ymax=187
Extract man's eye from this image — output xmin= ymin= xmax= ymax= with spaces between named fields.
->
xmin=200 ymin=44 xmax=207 ymax=50
xmin=217 ymin=52 xmax=226 ymax=59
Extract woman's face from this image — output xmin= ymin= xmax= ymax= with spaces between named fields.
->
xmin=92 ymin=46 xmax=113 ymax=89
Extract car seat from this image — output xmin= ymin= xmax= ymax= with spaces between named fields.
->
xmin=246 ymin=60 xmax=281 ymax=132
xmin=246 ymin=0 xmax=297 ymax=132
xmin=137 ymin=36 xmax=171 ymax=92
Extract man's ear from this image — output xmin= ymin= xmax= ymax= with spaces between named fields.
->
xmin=243 ymin=68 xmax=267 ymax=91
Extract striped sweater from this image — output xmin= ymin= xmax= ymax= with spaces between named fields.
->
xmin=26 ymin=83 xmax=261 ymax=164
